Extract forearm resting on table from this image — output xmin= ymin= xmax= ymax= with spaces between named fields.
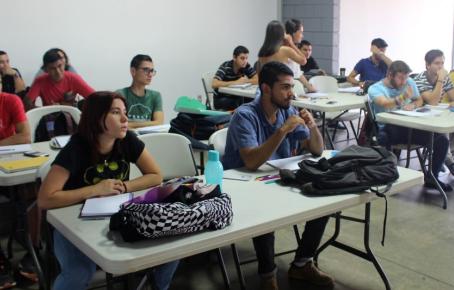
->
xmin=240 ymin=128 xmax=287 ymax=171
xmin=38 ymin=185 xmax=103 ymax=210
xmin=124 ymin=173 xmax=163 ymax=193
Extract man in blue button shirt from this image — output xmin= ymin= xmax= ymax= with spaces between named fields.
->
xmin=223 ymin=61 xmax=333 ymax=290
xmin=347 ymin=38 xmax=392 ymax=87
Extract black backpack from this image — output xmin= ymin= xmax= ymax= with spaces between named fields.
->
xmin=170 ymin=113 xmax=231 ymax=140
xmin=35 ymin=111 xmax=77 ymax=142
xmin=279 ymin=145 xmax=399 ymax=245
xmin=280 ymin=145 xmax=399 ymax=195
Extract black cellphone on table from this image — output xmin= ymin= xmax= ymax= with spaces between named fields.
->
xmin=416 ymin=107 xmax=430 ymax=113
xmin=23 ymin=151 xmax=50 ymax=157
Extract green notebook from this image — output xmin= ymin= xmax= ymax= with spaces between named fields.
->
xmin=174 ymin=96 xmax=229 ymax=116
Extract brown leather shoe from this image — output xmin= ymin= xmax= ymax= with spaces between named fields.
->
xmin=288 ymin=261 xmax=334 ymax=287
xmin=260 ymin=275 xmax=279 ymax=290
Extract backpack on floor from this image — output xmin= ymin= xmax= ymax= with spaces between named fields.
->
xmin=34 ymin=111 xmax=77 ymax=142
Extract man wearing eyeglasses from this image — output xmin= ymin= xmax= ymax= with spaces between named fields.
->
xmin=0 ymin=51 xmax=27 ymax=97
xmin=26 ymin=49 xmax=94 ymax=109
xmin=116 ymin=54 xmax=163 ymax=128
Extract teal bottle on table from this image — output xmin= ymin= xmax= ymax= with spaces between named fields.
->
xmin=205 ymin=150 xmax=224 ymax=191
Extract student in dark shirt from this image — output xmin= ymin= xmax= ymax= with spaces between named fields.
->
xmin=347 ymin=38 xmax=392 ymax=87
xmin=0 ymin=50 xmax=26 ymax=97
xmin=299 ymin=40 xmax=323 ymax=74
xmin=38 ymin=91 xmax=179 ymax=290
xmin=212 ymin=45 xmax=258 ymax=110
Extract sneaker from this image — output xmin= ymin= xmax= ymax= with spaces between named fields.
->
xmin=18 ymin=253 xmax=38 ymax=283
xmin=0 ymin=254 xmax=16 ymax=289
xmin=424 ymin=179 xmax=453 ymax=192
xmin=288 ymin=261 xmax=334 ymax=287
xmin=260 ymin=275 xmax=279 ymax=290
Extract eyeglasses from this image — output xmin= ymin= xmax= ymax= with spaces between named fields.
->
xmin=139 ymin=67 xmax=157 ymax=76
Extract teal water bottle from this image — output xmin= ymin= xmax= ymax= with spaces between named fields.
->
xmin=205 ymin=150 xmax=224 ymax=191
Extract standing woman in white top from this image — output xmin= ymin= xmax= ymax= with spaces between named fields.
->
xmin=284 ymin=19 xmax=316 ymax=93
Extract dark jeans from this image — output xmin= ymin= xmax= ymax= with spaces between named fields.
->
xmin=378 ymin=124 xmax=449 ymax=177
xmin=252 ymin=216 xmax=329 ymax=274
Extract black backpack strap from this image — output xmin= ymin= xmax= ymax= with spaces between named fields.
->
xmin=371 ymin=146 xmax=391 ymax=159
xmin=62 ymin=112 xmax=75 ymax=135
xmin=370 ymin=184 xmax=391 ymax=246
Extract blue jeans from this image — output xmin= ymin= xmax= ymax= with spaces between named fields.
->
xmin=53 ymin=230 xmax=179 ymax=290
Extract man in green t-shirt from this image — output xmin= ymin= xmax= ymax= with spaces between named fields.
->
xmin=116 ymin=54 xmax=164 ymax=128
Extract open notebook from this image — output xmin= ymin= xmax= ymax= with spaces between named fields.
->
xmin=137 ymin=124 xmax=171 ymax=135
xmin=0 ymin=156 xmax=49 ymax=173
xmin=0 ymin=144 xmax=33 ymax=156
xmin=80 ymin=192 xmax=133 ymax=218
xmin=50 ymin=135 xmax=71 ymax=149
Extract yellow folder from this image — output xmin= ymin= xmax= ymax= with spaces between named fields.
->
xmin=0 ymin=156 xmax=49 ymax=173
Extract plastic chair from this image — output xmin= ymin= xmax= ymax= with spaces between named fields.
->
xmin=364 ymin=100 xmax=427 ymax=171
xmin=309 ymin=76 xmax=338 ymax=93
xmin=309 ymin=76 xmax=361 ymax=143
xmin=201 ymin=71 xmax=216 ymax=110
xmin=35 ymin=157 xmax=55 ymax=289
xmin=293 ymin=79 xmax=306 ymax=98
xmin=132 ymin=133 xmax=198 ymax=180
xmin=208 ymin=128 xmax=228 ymax=158
xmin=26 ymin=106 xmax=81 ymax=142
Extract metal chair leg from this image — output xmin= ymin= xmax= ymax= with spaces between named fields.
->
xmin=216 ymin=248 xmax=231 ymax=289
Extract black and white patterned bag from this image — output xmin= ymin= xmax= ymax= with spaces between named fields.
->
xmin=109 ymin=178 xmax=233 ymax=242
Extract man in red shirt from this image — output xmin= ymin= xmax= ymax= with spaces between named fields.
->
xmin=26 ymin=50 xmax=95 ymax=109
xmin=0 ymin=75 xmax=31 ymax=145
xmin=0 ymin=75 xmax=31 ymax=288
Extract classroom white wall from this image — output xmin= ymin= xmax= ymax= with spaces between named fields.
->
xmin=2 ymin=0 xmax=279 ymax=120
xmin=339 ymin=0 xmax=454 ymax=75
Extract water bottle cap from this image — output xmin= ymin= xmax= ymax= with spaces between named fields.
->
xmin=208 ymin=150 xmax=219 ymax=161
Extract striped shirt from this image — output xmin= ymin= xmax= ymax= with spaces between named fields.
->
xmin=213 ymin=60 xmax=256 ymax=96
xmin=414 ymin=71 xmax=454 ymax=103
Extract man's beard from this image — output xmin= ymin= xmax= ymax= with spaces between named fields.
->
xmin=389 ymin=78 xmax=403 ymax=89
xmin=270 ymin=95 xmax=290 ymax=110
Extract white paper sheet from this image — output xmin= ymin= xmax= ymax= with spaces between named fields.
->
xmin=55 ymin=135 xmax=71 ymax=148
xmin=424 ymin=104 xmax=449 ymax=110
xmin=338 ymin=86 xmax=361 ymax=93
xmin=80 ymin=193 xmax=132 ymax=218
xmin=391 ymin=109 xmax=443 ymax=117
xmin=223 ymin=170 xmax=253 ymax=181
xmin=228 ymin=83 xmax=252 ymax=89
xmin=266 ymin=151 xmax=338 ymax=170
xmin=137 ymin=124 xmax=171 ymax=135
xmin=266 ymin=155 xmax=306 ymax=171
xmin=0 ymin=144 xmax=33 ymax=155
xmin=304 ymin=93 xmax=328 ymax=98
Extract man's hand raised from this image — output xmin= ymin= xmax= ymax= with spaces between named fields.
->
xmin=280 ymin=115 xmax=305 ymax=134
